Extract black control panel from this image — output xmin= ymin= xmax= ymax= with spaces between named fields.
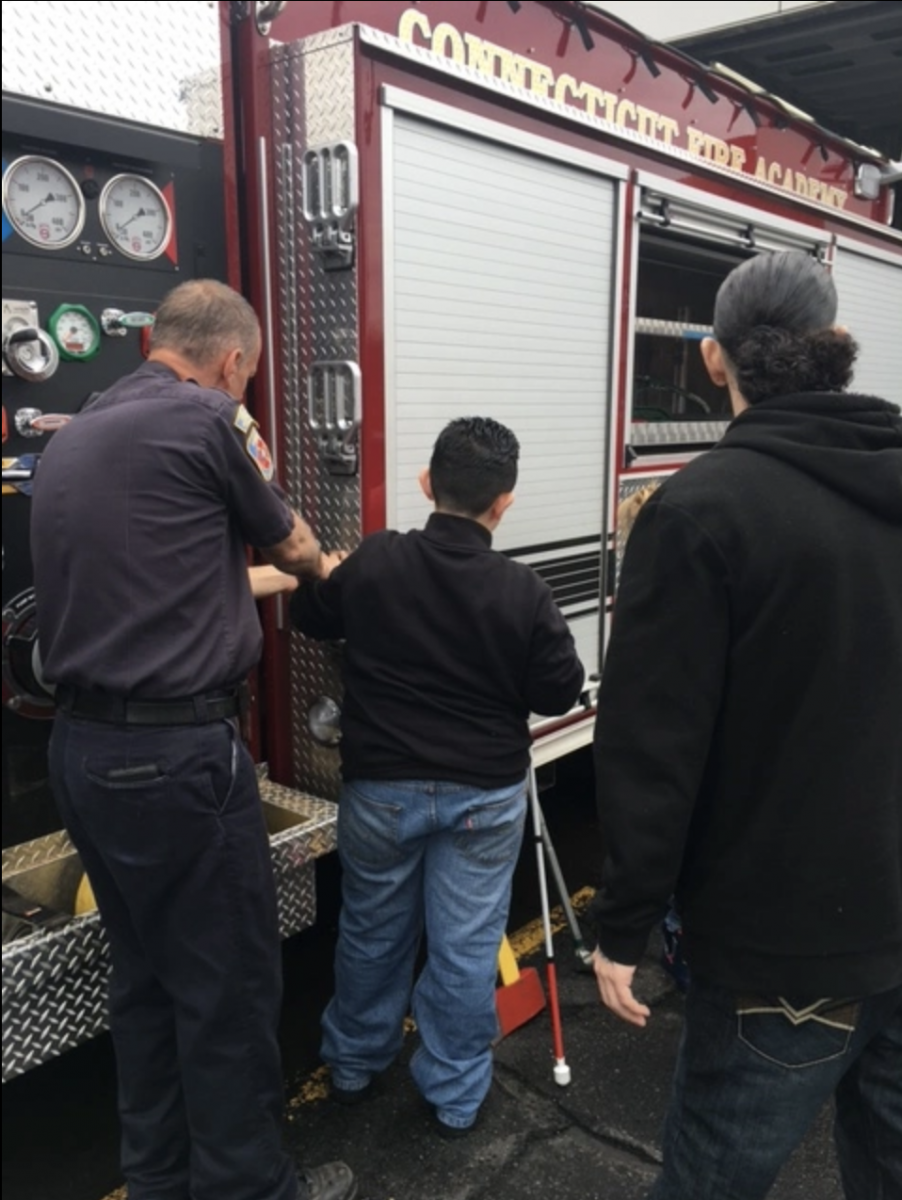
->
xmin=1 ymin=93 xmax=227 ymax=847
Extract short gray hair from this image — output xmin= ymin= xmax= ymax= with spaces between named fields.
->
xmin=150 ymin=279 xmax=260 ymax=366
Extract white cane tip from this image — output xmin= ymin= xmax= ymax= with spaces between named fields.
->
xmin=554 ymin=1062 xmax=572 ymax=1087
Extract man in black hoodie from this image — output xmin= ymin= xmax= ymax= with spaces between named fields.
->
xmin=590 ymin=251 xmax=902 ymax=1199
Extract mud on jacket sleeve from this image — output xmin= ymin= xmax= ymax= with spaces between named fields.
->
xmin=524 ymin=585 xmax=585 ymax=716
xmin=590 ymin=497 xmax=730 ymax=966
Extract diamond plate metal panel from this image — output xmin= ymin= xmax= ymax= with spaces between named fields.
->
xmin=270 ymin=35 xmax=361 ymax=801
xmin=2 ymin=782 xmax=336 ymax=1080
xmin=630 ymin=420 xmax=730 ymax=448
xmin=2 ymin=916 xmax=110 ymax=1083
xmin=1 ymin=0 xmax=223 ymax=138
xmin=1 ymin=829 xmax=73 ymax=876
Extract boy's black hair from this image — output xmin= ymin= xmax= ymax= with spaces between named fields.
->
xmin=430 ymin=418 xmax=519 ymax=518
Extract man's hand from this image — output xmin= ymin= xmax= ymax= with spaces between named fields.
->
xmin=592 ymin=950 xmax=651 ymax=1028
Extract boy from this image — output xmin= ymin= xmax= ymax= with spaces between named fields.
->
xmin=291 ymin=417 xmax=584 ymax=1137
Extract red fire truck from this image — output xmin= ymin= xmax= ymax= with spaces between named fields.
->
xmin=2 ymin=0 xmax=900 ymax=1080
xmin=225 ymin=0 xmax=901 ymax=792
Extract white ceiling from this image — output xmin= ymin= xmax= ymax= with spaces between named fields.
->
xmin=586 ymin=1 xmax=823 ymax=41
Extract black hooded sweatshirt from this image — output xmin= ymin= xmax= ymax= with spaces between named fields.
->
xmin=591 ymin=393 xmax=902 ymax=1000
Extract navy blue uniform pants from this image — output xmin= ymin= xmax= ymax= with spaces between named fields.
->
xmin=50 ymin=713 xmax=298 ymax=1200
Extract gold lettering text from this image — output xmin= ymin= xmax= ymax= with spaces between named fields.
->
xmin=529 ymin=64 xmax=555 ymax=99
xmin=398 ymin=9 xmax=431 ymax=47
xmin=432 ymin=22 xmax=466 ymax=65
xmin=687 ymin=128 xmax=707 ymax=158
xmin=578 ymin=83 xmax=607 ymax=119
xmin=635 ymin=106 xmax=657 ymax=139
xmin=395 ymin=10 xmax=850 ymax=218
xmin=712 ymin=139 xmax=731 ymax=167
xmin=555 ymin=74 xmax=580 ymax=107
xmin=616 ymin=99 xmax=637 ymax=130
xmin=464 ymin=33 xmax=502 ymax=76
xmin=500 ymin=54 xmax=529 ymax=89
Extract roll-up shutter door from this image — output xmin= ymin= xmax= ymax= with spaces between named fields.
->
xmin=388 ymin=114 xmax=618 ymax=676
xmin=833 ymin=249 xmax=902 ymax=402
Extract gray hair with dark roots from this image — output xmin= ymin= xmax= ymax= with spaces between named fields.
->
xmin=149 ymin=279 xmax=261 ymax=367
xmin=713 ymin=251 xmax=859 ymax=405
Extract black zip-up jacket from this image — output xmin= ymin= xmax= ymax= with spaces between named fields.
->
xmin=291 ymin=513 xmax=585 ymax=787
xmin=591 ymin=393 xmax=902 ymax=1000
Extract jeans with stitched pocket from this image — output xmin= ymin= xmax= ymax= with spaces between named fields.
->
xmin=649 ymin=976 xmax=902 ymax=1200
xmin=321 ymin=777 xmax=528 ymax=1130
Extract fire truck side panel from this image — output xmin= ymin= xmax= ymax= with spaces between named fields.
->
xmin=382 ymin=99 xmax=623 ymax=693
xmin=265 ymin=33 xmax=363 ymax=800
xmin=832 ymin=243 xmax=902 ymax=401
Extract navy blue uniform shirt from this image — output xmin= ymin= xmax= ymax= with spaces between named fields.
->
xmin=31 ymin=362 xmax=294 ymax=698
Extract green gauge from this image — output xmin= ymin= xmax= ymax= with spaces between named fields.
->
xmin=47 ymin=305 xmax=102 ymax=362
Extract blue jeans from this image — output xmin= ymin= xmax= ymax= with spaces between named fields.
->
xmin=321 ymin=777 xmax=528 ymax=1130
xmin=50 ymin=713 xmax=296 ymax=1200
xmin=650 ymin=977 xmax=902 ymax=1200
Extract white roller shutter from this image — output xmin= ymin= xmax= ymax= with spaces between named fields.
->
xmin=386 ymin=113 xmax=619 ymax=677
xmin=833 ymin=248 xmax=902 ymax=404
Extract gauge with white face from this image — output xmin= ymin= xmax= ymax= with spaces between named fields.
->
xmin=100 ymin=174 xmax=172 ymax=261
xmin=48 ymin=304 xmax=102 ymax=362
xmin=2 ymin=156 xmax=86 ymax=249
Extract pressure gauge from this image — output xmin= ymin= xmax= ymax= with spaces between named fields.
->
xmin=47 ymin=305 xmax=102 ymax=362
xmin=100 ymin=174 xmax=173 ymax=261
xmin=2 ymin=155 xmax=86 ymax=250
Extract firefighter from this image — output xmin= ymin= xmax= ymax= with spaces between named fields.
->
xmin=590 ymin=250 xmax=902 ymax=1200
xmin=30 ymin=280 xmax=356 ymax=1200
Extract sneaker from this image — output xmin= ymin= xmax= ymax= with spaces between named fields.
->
xmin=297 ymin=1161 xmax=358 ymax=1200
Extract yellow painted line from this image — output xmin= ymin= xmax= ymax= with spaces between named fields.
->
xmin=507 ymin=887 xmax=595 ymax=958
xmin=99 ymin=888 xmax=596 ymax=1199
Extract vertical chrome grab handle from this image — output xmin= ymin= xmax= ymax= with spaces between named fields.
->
xmin=257 ymin=136 xmax=286 ymax=630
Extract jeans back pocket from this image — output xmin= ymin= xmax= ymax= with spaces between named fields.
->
xmin=738 ymin=999 xmax=859 ymax=1070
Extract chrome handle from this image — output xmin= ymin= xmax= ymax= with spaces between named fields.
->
xmin=3 ymin=327 xmax=60 ymax=383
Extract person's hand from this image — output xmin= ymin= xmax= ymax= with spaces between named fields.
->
xmin=318 ymin=549 xmax=349 ymax=580
xmin=248 ymin=565 xmax=300 ymax=599
xmin=592 ymin=949 xmax=651 ymax=1028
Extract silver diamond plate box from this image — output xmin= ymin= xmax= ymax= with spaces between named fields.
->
xmin=2 ymin=778 xmax=336 ymax=1082
xmin=1 ymin=0 xmax=224 ymax=138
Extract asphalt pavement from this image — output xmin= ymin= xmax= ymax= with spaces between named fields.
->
xmin=1 ymin=752 xmax=842 ymax=1200
xmin=283 ymin=925 xmax=842 ymax=1200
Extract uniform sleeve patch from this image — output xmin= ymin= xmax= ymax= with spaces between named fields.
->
xmin=246 ymin=427 xmax=275 ymax=482
xmin=233 ymin=404 xmax=256 ymax=435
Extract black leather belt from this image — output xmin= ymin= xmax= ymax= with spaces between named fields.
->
xmin=56 ymin=686 xmax=243 ymax=727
